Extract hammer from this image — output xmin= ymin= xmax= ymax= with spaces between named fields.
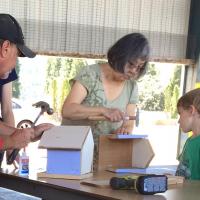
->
xmin=31 ymin=101 xmax=54 ymax=125
xmin=7 ymin=101 xmax=54 ymax=165
xmin=88 ymin=107 xmax=140 ymax=127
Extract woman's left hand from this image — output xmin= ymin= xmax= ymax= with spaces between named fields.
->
xmin=112 ymin=126 xmax=132 ymax=135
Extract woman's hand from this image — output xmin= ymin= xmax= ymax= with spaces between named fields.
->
xmin=112 ymin=126 xmax=132 ymax=135
xmin=103 ymin=108 xmax=125 ymax=122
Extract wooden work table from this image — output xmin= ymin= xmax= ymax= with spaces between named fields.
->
xmin=0 ymin=169 xmax=200 ymax=200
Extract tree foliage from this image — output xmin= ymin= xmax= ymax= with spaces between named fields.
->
xmin=138 ymin=63 xmax=182 ymax=116
xmin=45 ymin=57 xmax=86 ymax=120
xmin=164 ymin=65 xmax=182 ymax=118
xmin=12 ymin=59 xmax=21 ymax=98
xmin=138 ymin=64 xmax=164 ymax=111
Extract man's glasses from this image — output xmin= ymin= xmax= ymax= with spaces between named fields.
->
xmin=17 ymin=48 xmax=23 ymax=57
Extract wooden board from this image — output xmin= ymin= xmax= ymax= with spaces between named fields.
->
xmin=37 ymin=172 xmax=93 ymax=180
xmin=81 ymin=180 xmax=110 ymax=188
xmin=98 ymin=135 xmax=133 ymax=170
xmin=107 ymin=165 xmax=177 ymax=174
xmin=167 ymin=175 xmax=184 ymax=185
xmin=98 ymin=135 xmax=154 ymax=171
xmin=38 ymin=126 xmax=90 ymax=149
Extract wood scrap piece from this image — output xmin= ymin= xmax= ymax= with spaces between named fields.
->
xmin=81 ymin=180 xmax=110 ymax=188
xmin=37 ymin=172 xmax=93 ymax=180
xmin=167 ymin=175 xmax=184 ymax=185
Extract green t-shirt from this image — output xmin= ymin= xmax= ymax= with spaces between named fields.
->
xmin=176 ymin=135 xmax=200 ymax=180
xmin=62 ymin=64 xmax=138 ymax=141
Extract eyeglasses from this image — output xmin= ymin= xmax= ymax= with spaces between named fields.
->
xmin=17 ymin=48 xmax=23 ymax=57
xmin=127 ymin=60 xmax=145 ymax=71
xmin=13 ymin=43 xmax=22 ymax=56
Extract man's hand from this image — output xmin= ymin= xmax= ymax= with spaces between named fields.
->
xmin=31 ymin=123 xmax=54 ymax=142
xmin=3 ymin=128 xmax=32 ymax=150
xmin=6 ymin=150 xmax=20 ymax=169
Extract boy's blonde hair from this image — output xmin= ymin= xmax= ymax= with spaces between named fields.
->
xmin=177 ymin=88 xmax=200 ymax=113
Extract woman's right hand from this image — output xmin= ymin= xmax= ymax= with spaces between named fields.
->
xmin=103 ymin=108 xmax=125 ymax=122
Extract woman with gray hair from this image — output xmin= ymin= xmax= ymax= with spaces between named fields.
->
xmin=62 ymin=33 xmax=150 ymax=170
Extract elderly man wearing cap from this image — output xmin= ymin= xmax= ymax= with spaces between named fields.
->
xmin=0 ymin=14 xmax=54 ymax=152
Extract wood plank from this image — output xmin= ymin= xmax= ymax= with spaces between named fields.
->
xmin=37 ymin=172 xmax=93 ymax=180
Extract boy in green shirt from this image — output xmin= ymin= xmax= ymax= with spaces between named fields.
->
xmin=176 ymin=88 xmax=200 ymax=180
